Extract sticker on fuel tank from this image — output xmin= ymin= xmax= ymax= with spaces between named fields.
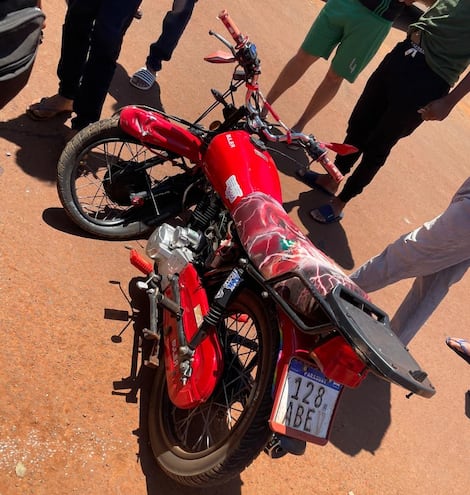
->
xmin=225 ymin=175 xmax=243 ymax=204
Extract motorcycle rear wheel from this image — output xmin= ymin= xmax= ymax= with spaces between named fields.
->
xmin=57 ymin=116 xmax=194 ymax=240
xmin=148 ymin=288 xmax=279 ymax=487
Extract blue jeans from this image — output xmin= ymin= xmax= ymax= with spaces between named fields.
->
xmin=146 ymin=0 xmax=197 ymax=72
xmin=58 ymin=0 xmax=141 ymax=129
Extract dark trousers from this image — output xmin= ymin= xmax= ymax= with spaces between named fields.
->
xmin=146 ymin=0 xmax=196 ymax=72
xmin=335 ymin=39 xmax=450 ymax=204
xmin=58 ymin=0 xmax=141 ymax=129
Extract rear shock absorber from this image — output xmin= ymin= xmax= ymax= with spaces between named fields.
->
xmin=188 ymin=266 xmax=244 ymax=349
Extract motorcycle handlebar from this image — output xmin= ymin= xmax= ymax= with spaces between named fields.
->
xmin=213 ymin=11 xmax=343 ymax=184
xmin=253 ymin=119 xmax=344 ymax=183
xmin=218 ymin=10 xmax=246 ymax=46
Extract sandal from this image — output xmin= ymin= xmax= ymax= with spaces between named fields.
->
xmin=446 ymin=337 xmax=470 ymax=365
xmin=27 ymin=95 xmax=73 ymax=121
xmin=310 ymin=203 xmax=344 ymax=224
xmin=129 ymin=67 xmax=157 ymax=90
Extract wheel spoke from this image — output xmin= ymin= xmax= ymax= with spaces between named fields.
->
xmin=71 ymin=138 xmax=184 ymax=225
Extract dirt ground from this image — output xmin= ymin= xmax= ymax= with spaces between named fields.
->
xmin=1 ymin=1 xmax=469 ymax=494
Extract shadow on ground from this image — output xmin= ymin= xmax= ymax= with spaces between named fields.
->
xmin=42 ymin=207 xmax=99 ymax=239
xmin=0 ymin=112 xmax=69 ymax=183
xmin=268 ymin=140 xmax=355 ymax=269
xmin=0 ymin=63 xmax=164 ymax=185
xmin=330 ymin=374 xmax=392 ymax=456
xmin=110 ymin=63 xmax=164 ymax=114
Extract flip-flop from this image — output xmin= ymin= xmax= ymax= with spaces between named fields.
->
xmin=310 ymin=203 xmax=344 ymax=224
xmin=446 ymin=337 xmax=470 ymax=365
xmin=130 ymin=67 xmax=156 ymax=90
xmin=26 ymin=97 xmax=72 ymax=121
xmin=295 ymin=169 xmax=335 ymax=196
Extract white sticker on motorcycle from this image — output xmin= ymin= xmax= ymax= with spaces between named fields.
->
xmin=225 ymin=175 xmax=243 ymax=204
xmin=226 ymin=134 xmax=236 ymax=148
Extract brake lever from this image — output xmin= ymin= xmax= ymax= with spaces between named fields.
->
xmin=320 ymin=142 xmax=358 ymax=156
xmin=208 ymin=30 xmax=236 ymax=56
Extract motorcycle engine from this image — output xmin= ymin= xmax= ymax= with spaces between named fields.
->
xmin=146 ymin=224 xmax=202 ymax=289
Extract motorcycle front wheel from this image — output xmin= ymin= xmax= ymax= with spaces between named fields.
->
xmin=148 ymin=288 xmax=279 ymax=487
xmin=57 ymin=116 xmax=195 ymax=240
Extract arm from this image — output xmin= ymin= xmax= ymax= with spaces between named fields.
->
xmin=418 ymin=71 xmax=470 ymax=121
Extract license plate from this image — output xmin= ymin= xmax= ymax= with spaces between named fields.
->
xmin=270 ymin=358 xmax=342 ymax=445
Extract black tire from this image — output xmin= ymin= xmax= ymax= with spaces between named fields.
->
xmin=57 ymin=116 xmax=193 ymax=240
xmin=148 ymin=288 xmax=279 ymax=487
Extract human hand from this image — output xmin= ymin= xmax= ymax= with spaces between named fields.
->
xmin=418 ymin=98 xmax=452 ymax=121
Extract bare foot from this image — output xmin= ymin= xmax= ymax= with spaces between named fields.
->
xmin=315 ymin=173 xmax=340 ymax=196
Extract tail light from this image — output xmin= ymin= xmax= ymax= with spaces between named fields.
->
xmin=310 ymin=335 xmax=368 ymax=388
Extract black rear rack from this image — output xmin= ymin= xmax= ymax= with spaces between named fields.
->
xmin=244 ymin=263 xmax=435 ymax=398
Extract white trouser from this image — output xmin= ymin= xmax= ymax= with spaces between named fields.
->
xmin=351 ymin=177 xmax=470 ymax=345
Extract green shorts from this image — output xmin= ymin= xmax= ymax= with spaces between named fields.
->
xmin=301 ymin=0 xmax=392 ymax=82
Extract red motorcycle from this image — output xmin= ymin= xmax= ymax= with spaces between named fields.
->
xmin=63 ymin=11 xmax=435 ymax=488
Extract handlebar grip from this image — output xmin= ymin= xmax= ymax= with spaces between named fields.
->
xmin=319 ymin=156 xmax=344 ymax=183
xmin=218 ymin=10 xmax=245 ymax=45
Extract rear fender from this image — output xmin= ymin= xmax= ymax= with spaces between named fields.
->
xmin=119 ymin=106 xmax=203 ymax=164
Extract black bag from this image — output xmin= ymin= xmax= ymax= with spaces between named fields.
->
xmin=0 ymin=5 xmax=45 ymax=82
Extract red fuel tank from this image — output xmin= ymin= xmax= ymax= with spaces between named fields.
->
xmin=203 ymin=130 xmax=283 ymax=210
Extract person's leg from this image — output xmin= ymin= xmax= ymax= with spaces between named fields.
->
xmin=392 ymin=260 xmax=470 ymax=344
xmin=292 ymin=66 xmax=343 ymax=132
xmin=308 ymin=42 xmax=399 ymax=198
xmin=312 ymin=40 xmax=450 ymax=221
xmin=146 ymin=0 xmax=196 ymax=72
xmin=57 ymin=0 xmax=99 ymax=100
xmin=292 ymin=1 xmax=391 ymax=133
xmin=351 ymin=182 xmax=470 ymax=342
xmin=71 ymin=0 xmax=141 ymax=130
xmin=264 ymin=0 xmax=342 ymax=113
xmin=26 ymin=0 xmax=97 ymax=118
xmin=351 ymin=184 xmax=470 ymax=292
xmin=263 ymin=48 xmax=319 ymax=110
